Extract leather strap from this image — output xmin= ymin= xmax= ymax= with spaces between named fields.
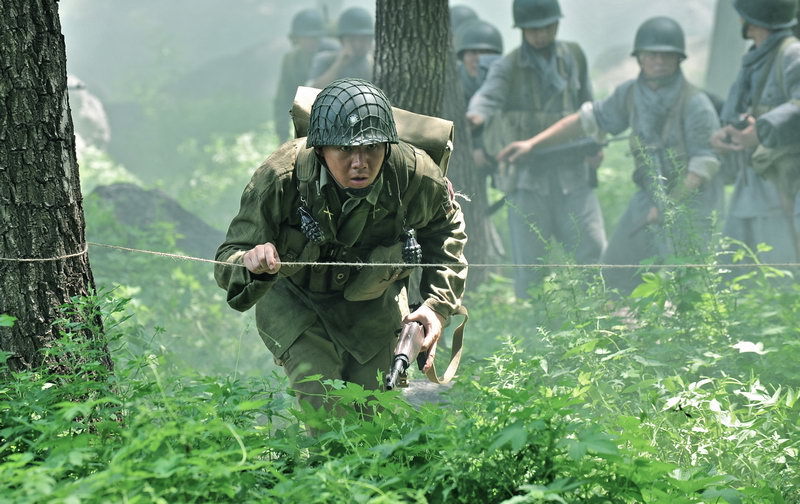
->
xmin=424 ymin=305 xmax=468 ymax=385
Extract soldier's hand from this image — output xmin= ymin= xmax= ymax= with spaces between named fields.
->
xmin=727 ymin=116 xmax=759 ymax=149
xmin=710 ymin=126 xmax=743 ymax=153
xmin=404 ymin=305 xmax=446 ymax=373
xmin=243 ymin=243 xmax=281 ymax=275
xmin=466 ymin=112 xmax=485 ymax=128
xmin=496 ymin=139 xmax=534 ymax=163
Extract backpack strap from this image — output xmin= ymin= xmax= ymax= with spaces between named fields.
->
xmin=752 ymin=35 xmax=798 ymax=115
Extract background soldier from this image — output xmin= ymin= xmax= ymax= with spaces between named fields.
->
xmin=307 ymin=7 xmax=374 ymax=89
xmin=273 ymin=9 xmax=339 ymax=143
xmin=455 ymin=19 xmax=504 ymax=173
xmin=499 ymin=17 xmax=722 ymax=296
xmin=215 ymin=79 xmax=467 ymax=412
xmin=711 ymin=0 xmax=800 ymax=264
xmin=467 ymin=0 xmax=606 ymax=299
xmin=449 ymin=4 xmax=479 ymax=34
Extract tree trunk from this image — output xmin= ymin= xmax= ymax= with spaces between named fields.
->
xmin=0 ymin=0 xmax=108 ymax=372
xmin=374 ymin=0 xmax=491 ymax=286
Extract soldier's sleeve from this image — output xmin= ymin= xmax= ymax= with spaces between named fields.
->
xmin=684 ymin=92 xmax=722 ymax=180
xmin=214 ymin=159 xmax=289 ymax=312
xmin=592 ymin=80 xmax=636 ymax=137
xmin=467 ymin=54 xmax=512 ymax=121
xmin=756 ymin=100 xmax=800 ymax=148
xmin=414 ymin=175 xmax=468 ymax=320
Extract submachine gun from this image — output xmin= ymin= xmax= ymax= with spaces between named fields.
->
xmin=385 ymin=321 xmax=426 ymax=390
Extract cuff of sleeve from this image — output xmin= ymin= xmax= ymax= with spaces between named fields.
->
xmin=579 ymin=102 xmax=604 ymax=142
xmin=687 ymin=155 xmax=720 ymax=181
xmin=423 ymin=298 xmax=453 ymax=321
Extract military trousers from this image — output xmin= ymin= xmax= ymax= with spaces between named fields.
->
xmin=277 ymin=319 xmax=393 ymax=412
xmin=506 ymin=185 xmax=606 ymax=298
xmin=602 ymin=189 xmax=718 ymax=296
xmin=723 ymin=212 xmax=800 ymax=265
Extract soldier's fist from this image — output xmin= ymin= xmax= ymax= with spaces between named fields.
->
xmin=243 ymin=243 xmax=281 ymax=275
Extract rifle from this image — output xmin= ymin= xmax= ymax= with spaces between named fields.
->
xmin=515 ymin=136 xmax=607 ymax=166
xmin=385 ymin=321 xmax=427 ymax=390
xmin=486 ymin=136 xmax=626 ymax=216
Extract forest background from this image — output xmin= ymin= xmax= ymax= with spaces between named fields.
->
xmin=2 ymin=1 xmax=799 ymax=503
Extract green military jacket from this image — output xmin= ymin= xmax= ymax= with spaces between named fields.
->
xmin=215 ymin=139 xmax=467 ymax=364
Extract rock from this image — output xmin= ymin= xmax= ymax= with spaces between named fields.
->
xmin=89 ymin=182 xmax=224 ymax=259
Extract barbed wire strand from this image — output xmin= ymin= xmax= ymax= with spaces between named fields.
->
xmin=2 ymin=241 xmax=799 ymax=270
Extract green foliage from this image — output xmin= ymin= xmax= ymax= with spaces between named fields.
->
xmin=3 ymin=271 xmax=799 ymax=502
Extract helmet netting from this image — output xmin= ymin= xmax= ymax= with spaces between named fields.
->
xmin=308 ymin=79 xmax=399 ymax=147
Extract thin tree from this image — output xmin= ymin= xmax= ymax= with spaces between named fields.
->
xmin=0 ymin=0 xmax=109 ymax=372
xmin=374 ymin=0 xmax=491 ymax=285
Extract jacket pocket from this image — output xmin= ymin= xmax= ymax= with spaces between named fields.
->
xmin=343 ymin=242 xmax=415 ymax=301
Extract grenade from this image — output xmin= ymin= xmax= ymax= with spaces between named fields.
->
xmin=298 ymin=206 xmax=325 ymax=244
xmin=402 ymin=229 xmax=422 ymax=264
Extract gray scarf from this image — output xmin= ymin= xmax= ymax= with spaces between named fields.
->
xmin=519 ymin=37 xmax=568 ymax=102
xmin=632 ymin=70 xmax=684 ymax=145
xmin=722 ymin=29 xmax=793 ymax=123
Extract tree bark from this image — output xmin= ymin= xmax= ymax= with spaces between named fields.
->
xmin=0 ymin=0 xmax=108 ymax=372
xmin=374 ymin=0 xmax=491 ymax=286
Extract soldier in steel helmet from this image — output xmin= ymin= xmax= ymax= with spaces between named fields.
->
xmin=455 ymin=19 xmax=504 ymax=106
xmin=455 ymin=19 xmax=504 ymax=173
xmin=215 ymin=79 xmax=467 ymax=412
xmin=498 ymin=16 xmax=723 ymax=296
xmin=273 ymin=9 xmax=340 ymax=143
xmin=467 ymin=0 xmax=606 ymax=299
xmin=710 ymin=0 xmax=800 ymax=264
xmin=307 ymin=7 xmax=375 ymax=89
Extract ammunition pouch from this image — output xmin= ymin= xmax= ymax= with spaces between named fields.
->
xmin=343 ymin=242 xmax=415 ymax=301
xmin=276 ymin=225 xmax=320 ymax=278
xmin=751 ymin=142 xmax=800 ymax=196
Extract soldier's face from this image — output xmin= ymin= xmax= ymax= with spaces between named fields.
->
xmin=321 ymin=143 xmax=386 ymax=189
xmin=637 ymin=51 xmax=681 ymax=81
xmin=342 ymin=35 xmax=374 ymax=58
xmin=522 ymin=23 xmax=558 ymax=49
xmin=461 ymin=49 xmax=494 ymax=77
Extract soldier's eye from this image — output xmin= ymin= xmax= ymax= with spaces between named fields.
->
xmin=338 ymin=146 xmax=352 ymax=153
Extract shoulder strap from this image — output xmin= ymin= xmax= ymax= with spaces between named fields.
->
xmin=752 ymin=36 xmax=797 ymax=113
xmin=393 ymin=145 xmax=425 ymax=235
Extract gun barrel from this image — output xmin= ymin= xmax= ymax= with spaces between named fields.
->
xmin=385 ymin=357 xmax=409 ymax=390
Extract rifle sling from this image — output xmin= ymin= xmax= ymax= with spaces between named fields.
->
xmin=424 ymin=305 xmax=468 ymax=385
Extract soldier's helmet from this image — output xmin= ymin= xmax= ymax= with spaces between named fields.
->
xmin=734 ymin=0 xmax=798 ymax=30
xmin=632 ymin=16 xmax=687 ymax=59
xmin=336 ymin=7 xmax=375 ymax=37
xmin=289 ymin=9 xmax=327 ymax=38
xmin=450 ymin=5 xmax=479 ymax=32
xmin=513 ymin=0 xmax=563 ymax=29
xmin=455 ymin=19 xmax=504 ymax=58
xmin=307 ymin=79 xmax=399 ymax=148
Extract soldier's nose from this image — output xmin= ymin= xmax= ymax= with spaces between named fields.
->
xmin=351 ymin=151 xmax=368 ymax=168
